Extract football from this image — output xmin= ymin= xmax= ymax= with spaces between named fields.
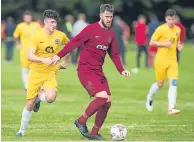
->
xmin=110 ymin=124 xmax=127 ymax=141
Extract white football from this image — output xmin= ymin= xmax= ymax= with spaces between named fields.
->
xmin=110 ymin=124 xmax=127 ymax=141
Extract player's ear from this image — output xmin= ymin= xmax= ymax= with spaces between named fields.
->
xmin=99 ymin=13 xmax=102 ymax=19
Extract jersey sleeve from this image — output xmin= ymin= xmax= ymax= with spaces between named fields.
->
xmin=13 ymin=24 xmax=21 ymax=38
xmin=36 ymin=23 xmax=42 ymax=29
xmin=57 ymin=25 xmax=90 ymax=58
xmin=107 ymin=32 xmax=124 ymax=74
xmin=62 ymin=33 xmax=69 ymax=45
xmin=28 ymin=33 xmax=37 ymax=49
xmin=151 ymin=27 xmax=162 ymax=41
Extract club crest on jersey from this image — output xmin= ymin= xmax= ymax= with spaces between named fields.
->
xmin=176 ymin=32 xmax=179 ymax=36
xmin=108 ymin=37 xmax=112 ymax=43
xmin=55 ymin=39 xmax=60 ymax=45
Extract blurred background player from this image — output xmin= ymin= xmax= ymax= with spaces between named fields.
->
xmin=13 ymin=10 xmax=41 ymax=92
xmin=51 ymin=4 xmax=130 ymax=140
xmin=63 ymin=14 xmax=74 ymax=40
xmin=175 ymin=15 xmax=185 ymax=63
xmin=4 ymin=16 xmax=16 ymax=63
xmin=146 ymin=9 xmax=183 ymax=115
xmin=71 ymin=13 xmax=88 ymax=64
xmin=134 ymin=15 xmax=149 ymax=69
xmin=62 ymin=14 xmax=75 ymax=64
xmin=148 ymin=14 xmax=159 ymax=67
xmin=112 ymin=16 xmax=126 ymax=66
xmin=1 ymin=20 xmax=6 ymax=42
xmin=191 ymin=23 xmax=194 ymax=48
xmin=16 ymin=9 xmax=69 ymax=137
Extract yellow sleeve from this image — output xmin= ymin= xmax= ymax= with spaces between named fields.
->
xmin=62 ymin=33 xmax=69 ymax=45
xmin=151 ymin=27 xmax=162 ymax=41
xmin=36 ymin=23 xmax=42 ymax=29
xmin=28 ymin=33 xmax=37 ymax=49
xmin=13 ymin=24 xmax=21 ymax=38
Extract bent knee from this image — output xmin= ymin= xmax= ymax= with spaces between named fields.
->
xmin=170 ymin=79 xmax=178 ymax=86
xmin=103 ymin=101 xmax=111 ymax=109
xmin=46 ymin=96 xmax=56 ymax=103
xmin=156 ymin=81 xmax=164 ymax=88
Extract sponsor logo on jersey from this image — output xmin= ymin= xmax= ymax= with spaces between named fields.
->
xmin=96 ymin=45 xmax=109 ymax=50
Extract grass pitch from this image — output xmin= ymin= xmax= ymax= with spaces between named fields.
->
xmin=1 ymin=43 xmax=194 ymax=141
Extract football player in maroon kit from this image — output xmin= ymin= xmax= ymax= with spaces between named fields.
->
xmin=52 ymin=4 xmax=130 ymax=140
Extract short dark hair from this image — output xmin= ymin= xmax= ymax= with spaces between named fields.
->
xmin=23 ymin=10 xmax=32 ymax=16
xmin=43 ymin=9 xmax=59 ymax=21
xmin=165 ymin=9 xmax=176 ymax=17
xmin=100 ymin=4 xmax=114 ymax=13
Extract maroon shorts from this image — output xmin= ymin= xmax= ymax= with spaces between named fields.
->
xmin=78 ymin=70 xmax=111 ymax=97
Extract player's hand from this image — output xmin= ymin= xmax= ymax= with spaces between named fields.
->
xmin=41 ymin=58 xmax=53 ymax=65
xmin=59 ymin=62 xmax=68 ymax=70
xmin=177 ymin=42 xmax=183 ymax=51
xmin=52 ymin=55 xmax=61 ymax=64
xmin=163 ymin=41 xmax=172 ymax=47
xmin=121 ymin=70 xmax=131 ymax=77
xmin=17 ymin=44 xmax=23 ymax=49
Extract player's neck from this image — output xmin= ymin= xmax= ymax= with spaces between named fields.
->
xmin=166 ymin=23 xmax=174 ymax=28
xmin=44 ymin=27 xmax=54 ymax=35
xmin=25 ymin=22 xmax=31 ymax=25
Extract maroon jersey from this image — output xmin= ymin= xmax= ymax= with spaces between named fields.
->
xmin=57 ymin=22 xmax=124 ymax=73
xmin=175 ymin=23 xmax=185 ymax=43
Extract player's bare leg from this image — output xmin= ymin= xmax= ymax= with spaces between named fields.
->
xmin=75 ymin=91 xmax=109 ymax=139
xmin=33 ymin=88 xmax=56 ymax=112
xmin=44 ymin=88 xmax=57 ymax=103
xmin=168 ymin=78 xmax=180 ymax=115
xmin=146 ymin=81 xmax=163 ymax=111
xmin=16 ymin=98 xmax=36 ymax=137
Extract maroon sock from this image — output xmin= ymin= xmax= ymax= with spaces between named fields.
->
xmin=78 ymin=97 xmax=108 ymax=125
xmin=91 ymin=102 xmax=111 ymax=135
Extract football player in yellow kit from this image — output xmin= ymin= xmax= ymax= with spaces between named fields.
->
xmin=14 ymin=11 xmax=41 ymax=91
xmin=146 ymin=9 xmax=183 ymax=115
xmin=16 ymin=9 xmax=69 ymax=137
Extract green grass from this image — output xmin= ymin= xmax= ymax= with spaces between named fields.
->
xmin=1 ymin=43 xmax=194 ymax=141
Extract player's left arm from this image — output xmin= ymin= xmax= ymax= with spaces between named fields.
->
xmin=59 ymin=34 xmax=70 ymax=70
xmin=52 ymin=25 xmax=90 ymax=64
xmin=107 ymin=32 xmax=130 ymax=77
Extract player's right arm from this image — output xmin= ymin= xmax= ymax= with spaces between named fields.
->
xmin=27 ymin=34 xmax=52 ymax=65
xmin=150 ymin=27 xmax=172 ymax=48
xmin=52 ymin=25 xmax=90 ymax=64
xmin=13 ymin=24 xmax=23 ymax=49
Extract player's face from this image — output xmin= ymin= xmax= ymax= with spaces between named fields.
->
xmin=23 ymin=15 xmax=32 ymax=24
xmin=45 ymin=18 xmax=57 ymax=32
xmin=100 ymin=11 xmax=113 ymax=28
xmin=165 ymin=16 xmax=176 ymax=28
